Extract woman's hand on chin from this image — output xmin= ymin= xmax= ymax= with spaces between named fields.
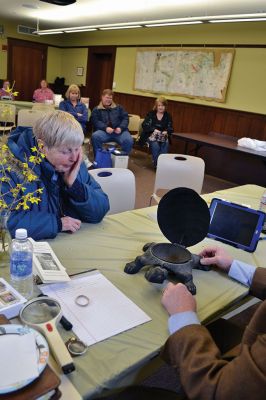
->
xmin=63 ymin=148 xmax=83 ymax=188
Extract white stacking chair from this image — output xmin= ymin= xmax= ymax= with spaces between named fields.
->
xmin=150 ymin=154 xmax=205 ymax=205
xmin=17 ymin=109 xmax=46 ymax=127
xmin=0 ymin=104 xmax=16 ymax=134
xmin=89 ymin=168 xmax=136 ymax=215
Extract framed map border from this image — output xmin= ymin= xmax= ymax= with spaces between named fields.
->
xmin=134 ymin=47 xmax=235 ymax=103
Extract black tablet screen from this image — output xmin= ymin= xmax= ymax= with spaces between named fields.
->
xmin=209 ymin=203 xmax=260 ymax=247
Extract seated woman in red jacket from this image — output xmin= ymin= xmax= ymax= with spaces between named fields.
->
xmin=33 ymin=79 xmax=54 ymax=103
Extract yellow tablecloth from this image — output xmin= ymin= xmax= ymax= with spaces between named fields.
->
xmin=44 ymin=184 xmax=265 ymax=399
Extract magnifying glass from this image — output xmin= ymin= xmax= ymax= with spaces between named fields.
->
xmin=20 ymin=297 xmax=75 ymax=375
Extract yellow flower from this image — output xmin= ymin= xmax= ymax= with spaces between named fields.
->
xmin=0 ymin=140 xmax=43 ymax=212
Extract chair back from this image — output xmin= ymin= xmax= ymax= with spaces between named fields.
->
xmin=0 ymin=104 xmax=16 ymax=133
xmin=89 ymin=168 xmax=136 ymax=215
xmin=32 ymin=103 xmax=55 ymax=112
xmin=53 ymin=94 xmax=63 ymax=106
xmin=17 ymin=109 xmax=46 ymax=127
xmin=151 ymin=154 xmax=205 ymax=204
xmin=128 ymin=114 xmax=141 ymax=134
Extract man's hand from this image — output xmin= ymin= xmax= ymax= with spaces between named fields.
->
xmin=161 ymin=282 xmax=196 ymax=315
xmin=63 ymin=147 xmax=83 ymax=188
xmin=114 ymin=127 xmax=121 ymax=134
xmin=106 ymin=127 xmax=114 ymax=134
xmin=199 ymin=246 xmax=233 ymax=272
xmin=61 ymin=216 xmax=81 ymax=233
xmin=153 ymin=129 xmax=161 ymax=134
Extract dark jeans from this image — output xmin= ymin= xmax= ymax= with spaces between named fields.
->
xmin=91 ymin=130 xmax=134 ymax=156
xmin=148 ymin=139 xmax=169 ymax=166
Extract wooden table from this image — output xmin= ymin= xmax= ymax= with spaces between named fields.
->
xmin=172 ymin=132 xmax=266 ymax=161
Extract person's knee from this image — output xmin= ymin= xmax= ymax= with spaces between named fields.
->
xmin=123 ymin=132 xmax=134 ymax=150
xmin=91 ymin=130 xmax=105 ymax=144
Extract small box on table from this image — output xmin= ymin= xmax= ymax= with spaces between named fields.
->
xmin=0 ymin=278 xmax=27 ymax=319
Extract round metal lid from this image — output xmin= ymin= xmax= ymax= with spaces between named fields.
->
xmin=157 ymin=187 xmax=210 ymax=247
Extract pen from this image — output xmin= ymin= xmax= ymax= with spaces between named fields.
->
xmin=69 ymin=268 xmax=97 ymax=277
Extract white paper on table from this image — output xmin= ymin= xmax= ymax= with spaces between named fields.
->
xmin=40 ymin=270 xmax=151 ymax=346
xmin=0 ymin=332 xmax=39 ymax=387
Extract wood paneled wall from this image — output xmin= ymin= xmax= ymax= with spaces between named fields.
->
xmin=115 ymin=92 xmax=266 ymax=186
xmin=115 ymin=92 xmax=266 ymax=140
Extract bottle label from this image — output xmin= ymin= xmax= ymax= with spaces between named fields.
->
xmin=10 ymin=251 xmax=32 ymax=278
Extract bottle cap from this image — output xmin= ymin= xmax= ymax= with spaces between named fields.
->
xmin=15 ymin=228 xmax=28 ymax=239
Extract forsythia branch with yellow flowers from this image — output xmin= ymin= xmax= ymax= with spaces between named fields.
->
xmin=0 ymin=139 xmax=45 ymax=213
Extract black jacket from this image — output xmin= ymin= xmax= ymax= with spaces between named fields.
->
xmin=139 ymin=110 xmax=174 ymax=145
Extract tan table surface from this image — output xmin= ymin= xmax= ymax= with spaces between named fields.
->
xmin=0 ymin=100 xmax=37 ymax=111
xmin=43 ymin=184 xmax=265 ymax=399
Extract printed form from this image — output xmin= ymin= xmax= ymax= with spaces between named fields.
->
xmin=40 ymin=271 xmax=151 ymax=346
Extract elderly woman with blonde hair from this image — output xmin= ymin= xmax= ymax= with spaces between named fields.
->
xmin=3 ymin=111 xmax=109 ymax=240
xmin=59 ymin=84 xmax=88 ymax=132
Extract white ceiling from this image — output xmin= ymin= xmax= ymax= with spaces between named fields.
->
xmin=1 ymin=0 xmax=266 ymax=30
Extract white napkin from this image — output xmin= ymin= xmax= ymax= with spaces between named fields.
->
xmin=238 ymin=137 xmax=266 ymax=152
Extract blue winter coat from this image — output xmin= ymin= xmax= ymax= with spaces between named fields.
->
xmin=91 ymin=102 xmax=129 ymax=132
xmin=59 ymin=100 xmax=88 ymax=131
xmin=3 ymin=127 xmax=109 ymax=240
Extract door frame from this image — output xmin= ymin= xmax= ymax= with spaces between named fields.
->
xmin=85 ymin=46 xmax=116 ymax=107
xmin=7 ymin=37 xmax=47 ymax=100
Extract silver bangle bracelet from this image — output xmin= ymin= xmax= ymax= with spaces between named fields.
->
xmin=75 ymin=294 xmax=90 ymax=307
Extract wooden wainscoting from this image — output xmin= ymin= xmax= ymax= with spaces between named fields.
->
xmin=115 ymin=92 xmax=266 ymax=186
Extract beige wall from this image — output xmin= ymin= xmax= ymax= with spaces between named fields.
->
xmin=46 ymin=47 xmax=88 ymax=86
xmin=113 ymin=47 xmax=266 ymax=114
xmin=54 ymin=21 xmax=266 ymax=114
xmin=1 ymin=18 xmax=266 ymax=114
xmin=60 ymin=48 xmax=88 ymax=86
xmin=59 ymin=22 xmax=266 ymax=46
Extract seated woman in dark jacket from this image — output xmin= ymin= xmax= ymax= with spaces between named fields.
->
xmin=140 ymin=97 xmax=174 ymax=168
xmin=2 ymin=111 xmax=109 ymax=240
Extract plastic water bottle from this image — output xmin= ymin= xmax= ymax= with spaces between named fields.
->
xmin=259 ymin=192 xmax=266 ymax=233
xmin=10 ymin=229 xmax=33 ymax=299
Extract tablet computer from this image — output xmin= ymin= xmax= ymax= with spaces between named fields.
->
xmin=207 ymin=198 xmax=265 ymax=252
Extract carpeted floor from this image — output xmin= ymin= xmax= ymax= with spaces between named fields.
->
xmin=121 ymin=148 xmax=237 ymax=209
xmin=86 ymin=145 xmax=238 ymax=210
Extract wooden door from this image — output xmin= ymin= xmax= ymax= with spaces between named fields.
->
xmin=7 ymin=38 xmax=47 ymax=101
xmin=86 ymin=46 xmax=116 ymax=110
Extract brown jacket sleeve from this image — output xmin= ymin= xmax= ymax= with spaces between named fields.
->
xmin=250 ymin=267 xmax=266 ymax=300
xmin=161 ymin=267 xmax=266 ymax=400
